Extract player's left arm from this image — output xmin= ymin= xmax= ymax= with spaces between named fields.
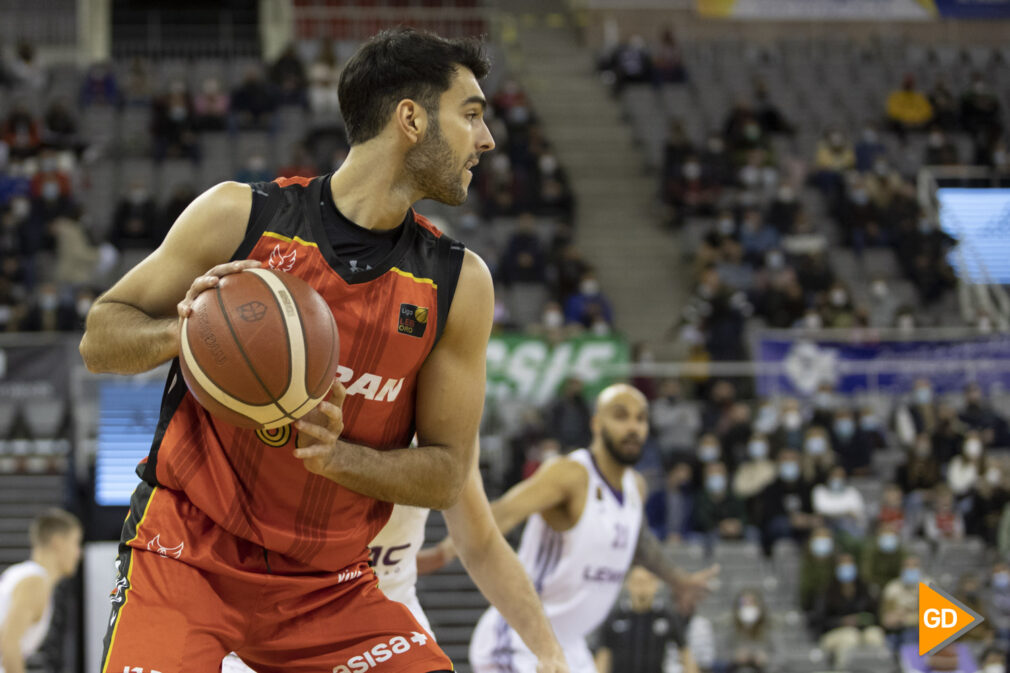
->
xmin=294 ymin=251 xmax=492 ymax=510
xmin=443 ymin=458 xmax=568 ymax=673
xmin=631 ymin=473 xmax=720 ymax=607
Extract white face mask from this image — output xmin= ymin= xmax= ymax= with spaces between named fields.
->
xmin=984 ymin=665 xmax=1005 ymax=673
xmin=738 ymin=604 xmax=760 ymax=625
xmin=965 ymin=439 xmax=983 ymax=458
xmin=580 ymin=279 xmax=600 ymax=296
xmin=543 ymin=310 xmax=563 ymax=329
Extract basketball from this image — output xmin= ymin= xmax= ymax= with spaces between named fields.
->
xmin=178 ymin=268 xmax=340 ymax=430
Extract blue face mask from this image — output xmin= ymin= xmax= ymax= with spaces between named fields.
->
xmin=779 ymin=461 xmax=800 ymax=482
xmin=811 ymin=537 xmax=834 ymax=557
xmin=836 ymin=563 xmax=858 ymax=583
xmin=901 ymin=568 xmax=921 ymax=585
xmin=878 ymin=533 xmax=899 ymax=553
xmin=706 ymin=474 xmax=726 ymax=494
xmin=806 ymin=437 xmax=827 ymax=455
xmin=994 ymin=572 xmax=1010 ymax=589
xmin=699 ymin=445 xmax=720 ymax=463
xmin=914 ymin=387 xmax=933 ymax=406
xmin=834 ymin=418 xmax=855 ymax=440
xmin=859 ymin=415 xmax=879 ymax=431
xmin=748 ymin=440 xmax=769 ymax=460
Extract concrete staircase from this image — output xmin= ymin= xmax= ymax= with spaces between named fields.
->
xmin=501 ymin=4 xmax=688 ymax=345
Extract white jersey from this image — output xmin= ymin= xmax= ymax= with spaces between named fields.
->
xmin=222 ymin=505 xmax=432 ymax=673
xmin=470 ymin=449 xmax=643 ymax=673
xmin=0 ymin=561 xmax=52 ymax=672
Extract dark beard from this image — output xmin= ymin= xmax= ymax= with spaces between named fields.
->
xmin=602 ymin=428 xmax=642 ymax=466
xmin=403 ymin=116 xmax=467 ymax=206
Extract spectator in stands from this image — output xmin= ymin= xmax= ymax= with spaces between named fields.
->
xmin=738 ymin=209 xmax=779 ymax=265
xmin=662 ymin=118 xmax=694 ymax=173
xmin=877 ymin=483 xmax=910 ymax=536
xmin=961 ymin=383 xmax=1009 ymax=446
xmin=831 ymin=407 xmax=873 ymax=476
xmin=932 ymin=403 xmax=966 ymax=465
xmin=269 ymin=43 xmax=308 ymax=108
xmin=692 ymin=461 xmax=748 ymax=545
xmin=534 ymin=152 xmax=573 ymax=221
xmin=766 ymin=181 xmax=800 ymax=233
xmin=547 ymin=377 xmax=592 ymax=452
xmin=896 ymin=373 xmax=941 ymax=448
xmin=801 ymin=527 xmax=837 ymax=613
xmin=978 ymin=648 xmax=1007 ymax=673
xmin=928 ymin=78 xmax=959 ymax=132
xmin=79 ymin=61 xmax=121 ymax=107
xmin=551 ymin=243 xmax=589 ymax=301
xmin=756 ymin=448 xmax=816 ymax=553
xmin=231 ymin=66 xmax=278 ymax=130
xmin=700 ymin=133 xmax=733 ymax=187
xmin=645 ymin=458 xmax=694 ymax=542
xmin=652 ymin=29 xmax=687 ymax=84
xmin=880 ymin=555 xmax=924 ymax=651
xmin=150 ymin=80 xmax=199 ymax=162
xmin=670 ymin=590 xmax=715 ymax=673
xmin=861 ymin=521 xmax=906 ymax=599
xmin=732 ymin=433 xmax=775 ymax=503
xmin=235 ymin=154 xmax=273 ymax=184
xmin=960 ymin=72 xmax=1003 ymax=151
xmin=110 ymin=181 xmax=161 ymax=250
xmin=755 ymin=265 xmax=806 ymax=329
xmin=813 ymin=465 xmax=866 ymax=540
xmin=650 ymin=378 xmax=701 ymax=457
xmin=813 ymin=553 xmax=885 ymax=668
xmin=714 ymin=239 xmax=754 ymax=293
xmin=956 ymin=572 xmax=994 ymax=644
xmin=866 ymin=278 xmax=901 ymax=329
xmin=838 ymin=176 xmax=882 ymax=254
xmin=595 ymin=566 xmax=695 ymax=673
xmin=43 ymin=99 xmax=81 ymax=153
xmin=965 ymin=463 xmax=1008 ymax=545
xmin=563 ymin=270 xmax=613 ymax=330
xmin=820 ymin=282 xmax=858 ymax=328
xmin=948 ymin=430 xmax=985 ymax=497
xmin=886 ymin=74 xmax=934 ymax=137
xmin=192 ymin=77 xmax=230 ymax=131
xmin=498 ymin=213 xmax=547 ymax=287
xmin=924 ymin=126 xmax=960 ymax=166
xmin=159 ymin=182 xmax=197 ymax=232
xmin=900 ymin=642 xmax=977 ymax=673
xmin=663 ymin=153 xmax=720 ymax=224
xmin=25 ymin=178 xmax=75 ymax=257
xmin=924 ymin=484 xmax=965 ymax=542
xmin=793 ymin=250 xmax=834 ymax=299
xmin=726 ymin=588 xmax=773 ymax=673
xmin=23 ymin=282 xmax=73 ymax=331
xmin=778 ymin=398 xmax=806 ymax=450
xmin=802 ymin=428 xmax=835 ymax=485
xmin=7 ymin=41 xmax=46 ymax=91
xmin=695 ymin=434 xmax=722 ymax=470
xmin=53 ymin=213 xmax=100 ymax=286
xmin=1 ymin=104 xmax=42 ymax=159
xmin=985 ymin=561 xmax=1010 ymax=647
xmin=854 ymin=124 xmax=887 ymax=173
xmin=753 ymin=81 xmax=792 ymax=136
xmin=609 ymin=35 xmax=653 ymax=93
xmin=812 ymin=128 xmax=855 ymax=198
xmin=121 ymin=57 xmax=154 ymax=107
xmin=29 ymin=149 xmax=73 ymax=203
xmin=689 ymin=266 xmax=750 ymax=362
xmin=724 ymin=101 xmax=768 ymax=159
xmin=896 ymin=435 xmax=942 ymax=499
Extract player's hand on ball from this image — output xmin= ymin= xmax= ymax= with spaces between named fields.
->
xmin=293 ymin=379 xmax=347 ymax=477
xmin=176 ymin=259 xmax=262 ymax=319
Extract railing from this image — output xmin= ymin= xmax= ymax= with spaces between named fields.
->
xmin=291 ymin=4 xmax=493 ymax=41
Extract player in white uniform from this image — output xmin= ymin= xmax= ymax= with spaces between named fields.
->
xmin=0 ymin=509 xmax=82 ymax=673
xmin=223 ymin=455 xmax=569 ymax=673
xmin=460 ymin=384 xmax=719 ymax=673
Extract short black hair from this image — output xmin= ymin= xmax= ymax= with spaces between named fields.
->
xmin=30 ymin=508 xmax=81 ymax=547
xmin=338 ymin=27 xmax=491 ymax=145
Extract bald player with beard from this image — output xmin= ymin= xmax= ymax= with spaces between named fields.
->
xmin=435 ymin=384 xmax=719 ymax=673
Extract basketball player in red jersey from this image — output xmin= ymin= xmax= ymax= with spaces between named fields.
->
xmin=79 ymin=29 xmax=566 ymax=673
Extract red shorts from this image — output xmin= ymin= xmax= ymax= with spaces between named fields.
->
xmin=101 ymin=483 xmax=451 ymax=673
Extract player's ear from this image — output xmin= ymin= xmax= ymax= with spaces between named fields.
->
xmin=395 ymin=99 xmax=426 ymax=145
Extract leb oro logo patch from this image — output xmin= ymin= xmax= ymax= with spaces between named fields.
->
xmin=398 ymin=304 xmax=428 ymax=338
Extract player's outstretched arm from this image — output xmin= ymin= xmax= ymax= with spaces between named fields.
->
xmin=0 ymin=575 xmax=46 ymax=673
xmin=489 ymin=457 xmax=588 ymax=536
xmin=444 ymin=459 xmax=569 ymax=673
xmin=295 ymin=251 xmax=493 ymax=510
xmin=79 ymin=182 xmax=253 ymax=375
xmin=631 ymin=474 xmax=720 ymax=609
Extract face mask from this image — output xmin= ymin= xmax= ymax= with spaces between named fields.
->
xmin=987 ymin=467 xmax=1001 ymax=486
xmin=914 ymin=387 xmax=933 ymax=405
xmin=706 ymin=474 xmax=726 ymax=494
xmin=815 ymin=392 xmax=834 ymax=409
xmin=717 ymin=217 xmax=735 ymax=235
xmin=830 ymin=289 xmax=848 ymax=307
xmin=755 ymin=407 xmax=778 ymax=433
xmin=872 ymin=281 xmax=888 ymax=299
xmin=965 ymin=439 xmax=983 ymax=458
xmin=539 ymin=155 xmax=558 ymax=175
xmin=744 ymin=123 xmax=760 ymax=142
xmin=683 ymin=162 xmax=701 ymax=180
xmin=811 ymin=536 xmax=834 ymax=557
xmin=862 ymin=129 xmax=878 ymax=143
xmin=748 ymin=440 xmax=768 ymax=460
xmin=10 ymin=198 xmax=29 ymax=219
xmin=834 ymin=418 xmax=854 ymax=440
xmin=783 ymin=411 xmax=802 ymax=431
xmin=777 ymin=187 xmax=795 ymax=203
xmin=860 ymin=415 xmax=879 ymax=432
xmin=901 ymin=567 xmax=921 ymax=585
xmin=828 ymin=477 xmax=845 ymax=492
xmin=780 ymin=461 xmax=800 ymax=482
xmin=851 ymin=190 xmax=869 ymax=206
xmin=740 ymin=165 xmax=760 ymax=187
xmin=878 ymin=533 xmax=899 ymax=553
xmin=580 ymin=280 xmax=600 ymax=296
xmin=984 ymin=664 xmax=1005 ymax=673
xmin=699 ymin=445 xmax=719 ymax=463
xmin=803 ymin=312 xmax=822 ymax=329
xmin=738 ymin=605 xmax=760 ymax=625
xmin=836 ymin=563 xmax=857 ymax=583
xmin=75 ymin=298 xmax=92 ymax=317
xmin=39 ymin=293 xmax=59 ymax=312
xmin=766 ymin=250 xmax=785 ymax=270
xmin=994 ymin=572 xmax=1010 ymax=589
xmin=805 ymin=436 xmax=827 ymax=455
xmin=41 ymin=181 xmax=60 ymax=201
xmin=707 ymin=138 xmax=724 ymax=153
xmin=898 ymin=314 xmax=915 ymax=331
xmin=915 ymin=442 xmax=932 ymax=458
xmin=543 ymin=310 xmax=563 ymax=329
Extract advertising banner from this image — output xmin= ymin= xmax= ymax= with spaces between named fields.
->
xmin=932 ymin=0 xmax=1010 ymax=18
xmin=697 ymin=0 xmax=935 ymax=20
xmin=755 ymin=332 xmax=1010 ymax=396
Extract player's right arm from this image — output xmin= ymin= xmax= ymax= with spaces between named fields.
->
xmin=0 ymin=575 xmax=46 ymax=673
xmin=79 ymin=182 xmax=255 ymax=374
xmin=490 ymin=457 xmax=588 ymax=536
xmin=593 ymin=647 xmax=612 ymax=673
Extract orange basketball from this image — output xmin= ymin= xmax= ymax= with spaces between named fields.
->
xmin=179 ymin=268 xmax=339 ymax=430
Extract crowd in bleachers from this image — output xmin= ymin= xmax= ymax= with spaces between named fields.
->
xmin=0 ymin=39 xmax=618 ymax=339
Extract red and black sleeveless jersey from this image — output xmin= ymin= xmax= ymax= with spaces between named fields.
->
xmin=138 ymin=175 xmax=465 ymax=571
